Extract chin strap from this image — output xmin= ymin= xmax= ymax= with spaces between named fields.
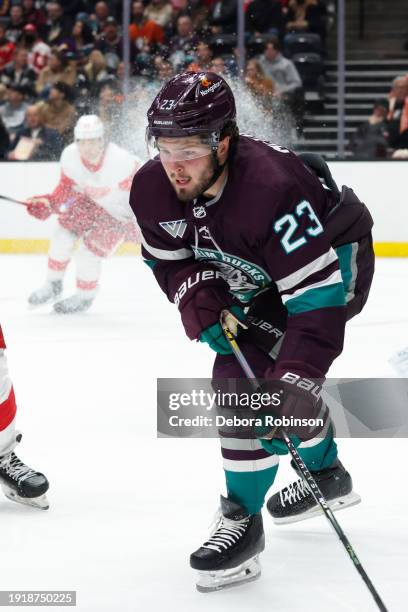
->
xmin=200 ymin=131 xmax=228 ymax=193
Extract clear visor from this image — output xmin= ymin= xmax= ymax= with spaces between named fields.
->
xmin=146 ymin=132 xmax=214 ymax=162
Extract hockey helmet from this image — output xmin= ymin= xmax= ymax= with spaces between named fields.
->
xmin=74 ymin=115 xmax=104 ymax=140
xmin=146 ymin=72 xmax=236 ymax=161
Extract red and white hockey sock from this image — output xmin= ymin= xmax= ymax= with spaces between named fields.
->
xmin=47 ymin=257 xmax=69 ymax=282
xmin=76 ymin=279 xmax=98 ymax=299
xmin=0 ymin=351 xmax=17 ymax=456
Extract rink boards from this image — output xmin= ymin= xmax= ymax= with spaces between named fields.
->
xmin=0 ymin=161 xmax=407 ymax=256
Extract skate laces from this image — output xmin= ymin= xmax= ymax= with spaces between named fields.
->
xmin=0 ymin=452 xmax=37 ymax=483
xmin=280 ymin=478 xmax=310 ymax=507
xmin=202 ymin=514 xmax=250 ymax=553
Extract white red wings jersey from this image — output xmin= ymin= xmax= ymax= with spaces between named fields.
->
xmin=49 ymin=142 xmax=142 ymax=223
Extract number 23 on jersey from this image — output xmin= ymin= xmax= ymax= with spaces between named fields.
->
xmin=274 ymin=200 xmax=323 ymax=254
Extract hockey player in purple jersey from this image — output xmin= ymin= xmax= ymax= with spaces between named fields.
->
xmin=130 ymin=72 xmax=374 ymax=591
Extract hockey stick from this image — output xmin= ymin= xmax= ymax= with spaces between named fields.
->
xmin=220 ymin=315 xmax=388 ymax=612
xmin=0 ymin=194 xmax=28 ymax=207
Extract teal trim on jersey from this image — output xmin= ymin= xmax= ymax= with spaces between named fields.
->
xmin=143 ymin=259 xmax=157 ymax=270
xmin=260 ymin=425 xmax=338 ymax=471
xmin=224 ymin=426 xmax=337 ymax=514
xmin=298 ymin=432 xmax=338 ymax=471
xmin=225 ymin=464 xmax=279 ymax=515
xmin=285 ymin=282 xmax=346 ymax=315
xmin=335 ymin=244 xmax=353 ymax=293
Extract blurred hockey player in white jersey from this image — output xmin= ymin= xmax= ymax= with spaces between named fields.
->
xmin=26 ymin=115 xmax=142 ymax=314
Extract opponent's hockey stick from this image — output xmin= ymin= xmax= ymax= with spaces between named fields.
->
xmin=220 ymin=314 xmax=388 ymax=612
xmin=0 ymin=194 xmax=28 ymax=207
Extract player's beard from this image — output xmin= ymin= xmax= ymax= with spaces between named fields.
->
xmin=171 ymin=158 xmax=215 ymax=202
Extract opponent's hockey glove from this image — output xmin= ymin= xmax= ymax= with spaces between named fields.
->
xmin=200 ymin=305 xmax=246 ymax=354
xmin=26 ymin=197 xmax=53 ymax=220
xmin=254 ymin=373 xmax=327 ymax=455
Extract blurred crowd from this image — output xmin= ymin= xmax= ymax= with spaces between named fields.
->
xmin=0 ymin=0 xmax=333 ymax=160
xmin=350 ymin=75 xmax=408 ymax=160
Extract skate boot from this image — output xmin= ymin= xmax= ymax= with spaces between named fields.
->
xmin=267 ymin=459 xmax=361 ymax=524
xmin=0 ymin=435 xmax=49 ymax=510
xmin=190 ymin=495 xmax=265 ymax=592
xmin=53 ymin=293 xmax=93 ymax=314
xmin=28 ymin=280 xmax=63 ymax=307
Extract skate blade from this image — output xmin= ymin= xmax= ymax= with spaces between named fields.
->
xmin=196 ymin=556 xmax=261 ymax=593
xmin=273 ymin=491 xmax=361 ymax=525
xmin=2 ymin=484 xmax=49 ymax=510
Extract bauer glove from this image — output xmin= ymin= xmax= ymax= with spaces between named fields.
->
xmin=254 ymin=372 xmax=328 ymax=454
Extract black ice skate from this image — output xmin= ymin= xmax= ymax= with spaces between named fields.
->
xmin=28 ymin=280 xmax=63 ymax=307
xmin=267 ymin=459 xmax=361 ymax=524
xmin=0 ymin=436 xmax=49 ymax=510
xmin=53 ymin=294 xmax=93 ymax=314
xmin=190 ymin=495 xmax=265 ymax=592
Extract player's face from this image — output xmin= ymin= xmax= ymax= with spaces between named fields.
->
xmin=159 ymin=136 xmax=215 ymax=202
xmin=77 ymin=138 xmax=104 ymax=163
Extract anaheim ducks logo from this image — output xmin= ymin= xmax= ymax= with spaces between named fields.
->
xmin=200 ymin=77 xmax=212 ymax=88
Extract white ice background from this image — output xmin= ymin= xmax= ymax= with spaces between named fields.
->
xmin=0 ymin=254 xmax=407 ymax=612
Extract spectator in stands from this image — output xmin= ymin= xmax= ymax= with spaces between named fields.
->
xmin=284 ymin=0 xmax=327 ymax=44
xmin=93 ymin=1 xmax=111 ymax=35
xmin=95 ymin=16 xmax=123 ymax=71
xmin=156 ymin=57 xmax=174 ymax=81
xmin=20 ymin=24 xmax=51 ymax=74
xmin=0 ymin=47 xmax=37 ymax=96
xmin=387 ymin=75 xmax=408 ymax=151
xmin=7 ymin=103 xmax=63 ymax=160
xmin=258 ymin=37 xmax=303 ymax=129
xmin=196 ymin=39 xmax=213 ymax=69
xmin=36 ymin=48 xmax=77 ymax=96
xmin=145 ymin=0 xmax=174 ymax=29
xmin=245 ymin=59 xmax=275 ymax=111
xmin=168 ymin=14 xmax=198 ymax=70
xmin=210 ymin=56 xmax=229 ymax=77
xmin=22 ymin=0 xmax=47 ymax=38
xmin=0 ymin=84 xmax=28 ymax=138
xmin=37 ymin=81 xmax=76 ymax=144
xmin=349 ymin=99 xmax=389 ymax=160
xmin=129 ymin=1 xmax=165 ymax=50
xmin=209 ymin=0 xmax=237 ymax=35
xmin=258 ymin=37 xmax=302 ymax=95
xmin=6 ymin=3 xmax=26 ymax=44
xmin=45 ymin=1 xmax=73 ymax=47
xmin=97 ymin=78 xmax=122 ymax=141
xmin=188 ymin=39 xmax=213 ymax=71
xmin=0 ymin=23 xmax=15 ymax=71
xmin=0 ymin=115 xmax=9 ymax=159
xmin=246 ymin=0 xmax=283 ymax=36
xmin=83 ymin=49 xmax=109 ymax=95
xmin=64 ymin=19 xmax=95 ymax=55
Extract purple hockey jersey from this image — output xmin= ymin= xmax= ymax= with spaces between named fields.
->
xmin=130 ymin=136 xmax=371 ymax=379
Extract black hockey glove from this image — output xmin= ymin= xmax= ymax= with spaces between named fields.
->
xmin=255 ymin=373 xmax=328 ymax=455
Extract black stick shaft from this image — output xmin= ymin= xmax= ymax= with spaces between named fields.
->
xmin=220 ymin=319 xmax=388 ymax=612
xmin=0 ymin=194 xmax=27 ymax=206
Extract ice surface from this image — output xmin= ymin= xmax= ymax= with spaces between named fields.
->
xmin=0 ymin=255 xmax=406 ymax=611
